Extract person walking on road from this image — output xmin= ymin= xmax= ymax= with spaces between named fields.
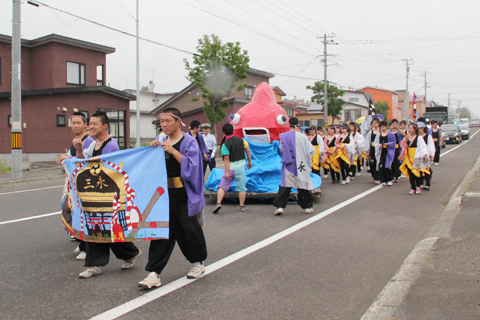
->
xmin=430 ymin=120 xmax=443 ymax=165
xmin=273 ymin=117 xmax=315 ymax=216
xmin=399 ymin=123 xmax=429 ymax=195
xmin=57 ymin=112 xmax=95 ymax=260
xmin=139 ymin=108 xmax=208 ymax=289
xmin=377 ymin=121 xmax=396 ymax=186
xmin=365 ymin=118 xmax=381 ymax=184
xmin=335 ymin=123 xmax=355 ymax=185
xmin=389 ymin=119 xmax=403 ymax=182
xmin=213 ymin=123 xmax=253 ymax=214
xmin=323 ymin=125 xmax=341 ymax=183
xmin=201 ymin=124 xmax=217 ymax=177
xmin=418 ymin=121 xmax=436 ymax=190
xmin=74 ymin=112 xmax=142 ymax=279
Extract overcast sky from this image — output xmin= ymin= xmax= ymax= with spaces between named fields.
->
xmin=1 ymin=0 xmax=479 ymax=114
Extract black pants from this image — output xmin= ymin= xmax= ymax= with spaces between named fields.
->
xmin=339 ymin=158 xmax=350 ymax=181
xmin=85 ymin=241 xmax=139 ymax=267
xmin=273 ymin=186 xmax=313 ymax=209
xmin=323 ymin=167 xmax=329 ymax=176
xmin=378 ymin=163 xmax=393 ymax=183
xmin=312 ymin=168 xmax=320 ymax=175
xmin=407 ymin=167 xmax=422 ymax=190
xmin=434 ymin=144 xmax=440 ymax=163
xmin=77 ymin=240 xmax=86 ymax=252
xmin=330 ymin=167 xmax=340 ymax=182
xmin=422 ymin=169 xmax=432 ymax=187
xmin=146 ymin=188 xmax=207 ymax=275
xmin=391 ymin=149 xmax=401 ymax=179
xmin=203 ymin=151 xmax=216 ymax=176
xmin=370 ymin=158 xmax=378 ymax=180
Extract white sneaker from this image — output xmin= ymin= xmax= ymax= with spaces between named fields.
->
xmin=323 ymin=174 xmax=328 ymax=178
xmin=434 ymin=163 xmax=439 ymax=166
xmin=70 ymin=235 xmax=76 ymax=242
xmin=387 ymin=181 xmax=393 ymax=186
xmin=305 ymin=208 xmax=314 ymax=214
xmin=346 ymin=176 xmax=350 ymax=183
xmin=409 ymin=189 xmax=415 ymax=195
xmin=187 ymin=262 xmax=205 ymax=279
xmin=274 ymin=207 xmax=283 ymax=216
xmin=341 ymin=180 xmax=346 ymax=185
xmin=74 ymin=246 xmax=81 ymax=254
xmin=357 ymin=172 xmax=361 ymax=176
xmin=79 ymin=267 xmax=101 ymax=278
xmin=75 ymin=251 xmax=86 ymax=260
xmin=122 ymin=250 xmax=142 ymax=269
xmin=138 ymin=272 xmax=161 ymax=289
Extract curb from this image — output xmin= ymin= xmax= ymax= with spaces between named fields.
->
xmin=0 ymin=174 xmax=65 ymax=188
xmin=361 ymin=142 xmax=480 ymax=320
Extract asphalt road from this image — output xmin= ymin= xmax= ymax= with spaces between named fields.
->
xmin=1 ymin=130 xmax=479 ymax=320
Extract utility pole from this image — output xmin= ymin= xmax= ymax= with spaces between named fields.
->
xmin=319 ymin=34 xmax=336 ymax=127
xmin=422 ymin=71 xmax=428 ymax=109
xmin=402 ymin=58 xmax=413 ymax=119
xmin=447 ymin=93 xmax=450 ymax=109
xmin=135 ymin=0 xmax=141 ymax=148
xmin=11 ymin=0 xmax=22 ymax=178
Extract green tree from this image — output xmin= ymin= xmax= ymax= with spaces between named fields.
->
xmin=184 ymin=34 xmax=250 ymax=131
xmin=458 ymin=107 xmax=471 ymax=118
xmin=374 ymin=101 xmax=390 ymax=119
xmin=306 ymin=81 xmax=345 ymax=122
xmin=140 ymin=85 xmax=149 ymax=92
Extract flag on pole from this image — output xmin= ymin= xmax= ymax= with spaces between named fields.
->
xmin=411 ymin=93 xmax=417 ymax=119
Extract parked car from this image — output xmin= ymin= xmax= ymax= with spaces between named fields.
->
xmin=441 ymin=124 xmax=462 ymax=144
xmin=471 ymin=117 xmax=480 ymax=127
xmin=441 ymin=130 xmax=446 ymax=148
xmin=458 ymin=124 xmax=470 ymax=140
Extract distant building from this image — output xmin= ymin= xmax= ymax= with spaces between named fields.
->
xmin=125 ymin=82 xmax=176 ymax=143
xmin=358 ymin=86 xmax=400 ymax=121
xmin=151 ymin=68 xmax=274 ymax=140
xmin=0 ymin=34 xmax=134 ymax=164
xmin=340 ymin=90 xmax=373 ymax=122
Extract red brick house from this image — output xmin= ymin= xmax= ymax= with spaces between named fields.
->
xmin=151 ymin=68 xmax=274 ymax=140
xmin=0 ymin=34 xmax=134 ymax=163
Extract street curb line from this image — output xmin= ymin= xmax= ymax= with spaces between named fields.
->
xmin=361 ymin=132 xmax=480 ymax=320
xmin=0 ymin=174 xmax=64 ymax=188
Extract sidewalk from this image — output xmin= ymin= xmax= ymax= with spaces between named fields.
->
xmin=394 ymin=168 xmax=480 ymax=319
xmin=0 ymin=162 xmax=65 ymax=188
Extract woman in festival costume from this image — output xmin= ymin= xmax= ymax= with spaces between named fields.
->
xmin=417 ymin=122 xmax=435 ymax=190
xmin=364 ymin=118 xmax=381 ymax=184
xmin=377 ymin=121 xmax=396 ymax=186
xmin=323 ymin=125 xmax=341 ymax=183
xmin=335 ymin=123 xmax=355 ymax=185
xmin=349 ymin=122 xmax=365 ymax=179
xmin=399 ymin=123 xmax=429 ymax=195
xmin=389 ymin=119 xmax=404 ymax=182
xmin=317 ymin=127 xmax=329 ymax=179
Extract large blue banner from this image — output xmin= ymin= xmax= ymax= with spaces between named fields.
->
xmin=62 ymin=147 xmax=169 ymax=243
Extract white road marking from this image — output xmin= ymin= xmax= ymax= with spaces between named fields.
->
xmin=0 ymin=211 xmax=61 ymax=226
xmin=89 ymin=184 xmax=384 ymax=320
xmin=0 ymin=185 xmax=63 ymax=196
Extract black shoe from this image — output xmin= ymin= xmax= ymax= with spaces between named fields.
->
xmin=213 ymin=204 xmax=222 ymax=214
xmin=332 ymin=180 xmax=336 ymax=184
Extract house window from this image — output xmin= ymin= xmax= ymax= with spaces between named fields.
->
xmin=97 ymin=65 xmax=103 ymax=86
xmin=245 ymin=87 xmax=254 ymax=100
xmin=349 ymin=97 xmax=359 ymax=103
xmin=67 ymin=61 xmax=86 ymax=85
xmin=56 ymin=114 xmax=66 ymax=127
xmin=7 ymin=114 xmax=11 ymax=128
xmin=96 ymin=109 xmax=126 ymax=149
xmin=193 ymin=89 xmax=201 ymax=96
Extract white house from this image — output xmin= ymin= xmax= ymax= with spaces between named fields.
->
xmin=340 ymin=90 xmax=374 ymax=122
xmin=125 ymin=82 xmax=176 ymax=143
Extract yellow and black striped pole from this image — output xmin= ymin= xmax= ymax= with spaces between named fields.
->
xmin=11 ymin=132 xmax=22 ymax=149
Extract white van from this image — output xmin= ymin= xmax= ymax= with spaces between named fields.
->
xmin=471 ymin=117 xmax=480 ymax=127
xmin=461 ymin=118 xmax=470 ymax=127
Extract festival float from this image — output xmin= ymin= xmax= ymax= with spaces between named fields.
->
xmin=204 ymin=82 xmax=322 ymax=198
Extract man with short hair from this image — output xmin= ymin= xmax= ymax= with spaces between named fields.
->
xmin=201 ymin=124 xmax=217 ymax=176
xmin=189 ymin=120 xmax=209 ymax=163
xmin=57 ymin=112 xmax=95 ymax=259
xmin=74 ymin=112 xmax=142 ymax=279
xmin=213 ymin=123 xmax=253 ymax=214
xmin=139 ymin=108 xmax=207 ymax=289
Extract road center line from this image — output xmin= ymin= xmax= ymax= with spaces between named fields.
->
xmin=0 ymin=185 xmax=63 ymax=196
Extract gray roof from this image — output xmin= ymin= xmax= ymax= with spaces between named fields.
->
xmin=0 ymin=86 xmax=135 ymax=100
xmin=307 ymin=104 xmax=324 ymax=112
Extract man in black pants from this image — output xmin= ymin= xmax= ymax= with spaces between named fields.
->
xmin=74 ymin=112 xmax=142 ymax=278
xmin=139 ymin=108 xmax=207 ymax=289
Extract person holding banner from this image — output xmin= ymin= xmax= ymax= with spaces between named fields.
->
xmin=74 ymin=112 xmax=142 ymax=279
xmin=139 ymin=108 xmax=207 ymax=289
